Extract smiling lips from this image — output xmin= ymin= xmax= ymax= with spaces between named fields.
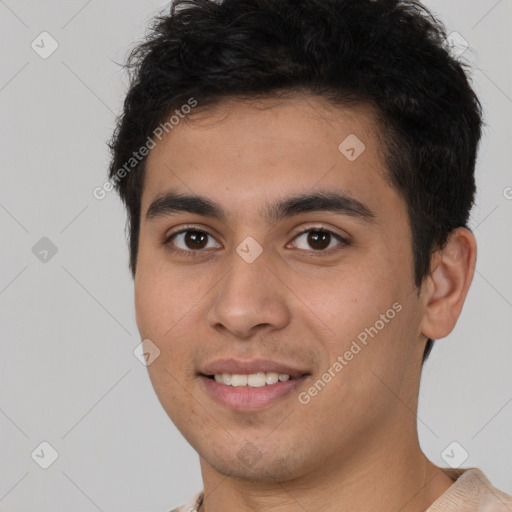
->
xmin=198 ymin=358 xmax=311 ymax=410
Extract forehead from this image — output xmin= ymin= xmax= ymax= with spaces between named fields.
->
xmin=141 ymin=95 xmax=402 ymax=224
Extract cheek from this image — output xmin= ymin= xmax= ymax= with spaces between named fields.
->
xmin=134 ymin=250 xmax=200 ymax=339
xmin=297 ymin=261 xmax=411 ymax=383
xmin=134 ymin=270 xmax=167 ymax=338
xmin=289 ymin=260 xmax=397 ymax=338
xmin=134 ymin=269 xmax=199 ymax=413
xmin=133 ymin=260 xmax=207 ymax=381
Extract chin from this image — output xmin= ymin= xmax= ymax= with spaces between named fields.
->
xmin=201 ymin=445 xmax=308 ymax=484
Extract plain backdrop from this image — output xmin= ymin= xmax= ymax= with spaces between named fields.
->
xmin=0 ymin=1 xmax=511 ymax=510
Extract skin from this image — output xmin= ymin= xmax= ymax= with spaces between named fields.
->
xmin=134 ymin=95 xmax=477 ymax=512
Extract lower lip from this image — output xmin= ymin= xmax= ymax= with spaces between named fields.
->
xmin=199 ymin=375 xmax=309 ymax=411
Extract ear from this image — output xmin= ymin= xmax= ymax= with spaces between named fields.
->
xmin=419 ymin=227 xmax=477 ymax=340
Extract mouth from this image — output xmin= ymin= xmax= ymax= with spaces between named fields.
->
xmin=198 ymin=370 xmax=311 ymax=411
xmin=197 ymin=358 xmax=312 ymax=410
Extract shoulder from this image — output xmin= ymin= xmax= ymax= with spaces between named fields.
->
xmin=427 ymin=467 xmax=512 ymax=512
xmin=169 ymin=490 xmax=204 ymax=512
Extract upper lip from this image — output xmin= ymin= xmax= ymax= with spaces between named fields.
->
xmin=199 ymin=358 xmax=310 ymax=379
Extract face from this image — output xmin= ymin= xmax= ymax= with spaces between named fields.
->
xmin=135 ymin=95 xmax=428 ymax=483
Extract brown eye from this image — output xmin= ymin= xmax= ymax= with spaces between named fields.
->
xmin=183 ymin=230 xmax=208 ymax=249
xmin=292 ymin=229 xmax=347 ymax=252
xmin=166 ymin=229 xmax=221 ymax=252
xmin=307 ymin=230 xmax=331 ymax=250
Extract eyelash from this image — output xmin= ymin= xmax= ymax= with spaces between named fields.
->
xmin=163 ymin=225 xmax=349 ymax=258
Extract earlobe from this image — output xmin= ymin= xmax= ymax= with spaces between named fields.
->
xmin=420 ymin=227 xmax=477 ymax=340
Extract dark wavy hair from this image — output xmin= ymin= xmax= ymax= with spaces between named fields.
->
xmin=108 ymin=0 xmax=483 ymax=364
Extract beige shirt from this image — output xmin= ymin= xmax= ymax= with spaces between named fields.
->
xmin=170 ymin=467 xmax=512 ymax=512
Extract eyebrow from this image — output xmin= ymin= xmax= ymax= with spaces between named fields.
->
xmin=145 ymin=189 xmax=377 ymax=225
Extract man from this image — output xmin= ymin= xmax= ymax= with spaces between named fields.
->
xmin=108 ymin=0 xmax=512 ymax=510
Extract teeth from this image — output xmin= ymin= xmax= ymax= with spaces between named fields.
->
xmin=231 ymin=374 xmax=248 ymax=387
xmin=212 ymin=372 xmax=292 ymax=387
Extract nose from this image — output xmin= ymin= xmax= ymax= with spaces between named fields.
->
xmin=207 ymin=248 xmax=290 ymax=339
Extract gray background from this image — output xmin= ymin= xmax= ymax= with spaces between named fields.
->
xmin=0 ymin=1 xmax=511 ymax=510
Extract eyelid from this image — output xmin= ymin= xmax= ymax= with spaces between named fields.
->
xmin=290 ymin=223 xmax=350 ymax=242
xmin=163 ymin=225 xmax=223 ymax=253
xmin=164 ymin=224 xmax=221 ymax=243
xmin=288 ymin=226 xmax=349 ymax=253
xmin=163 ymin=224 xmax=349 ymax=255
